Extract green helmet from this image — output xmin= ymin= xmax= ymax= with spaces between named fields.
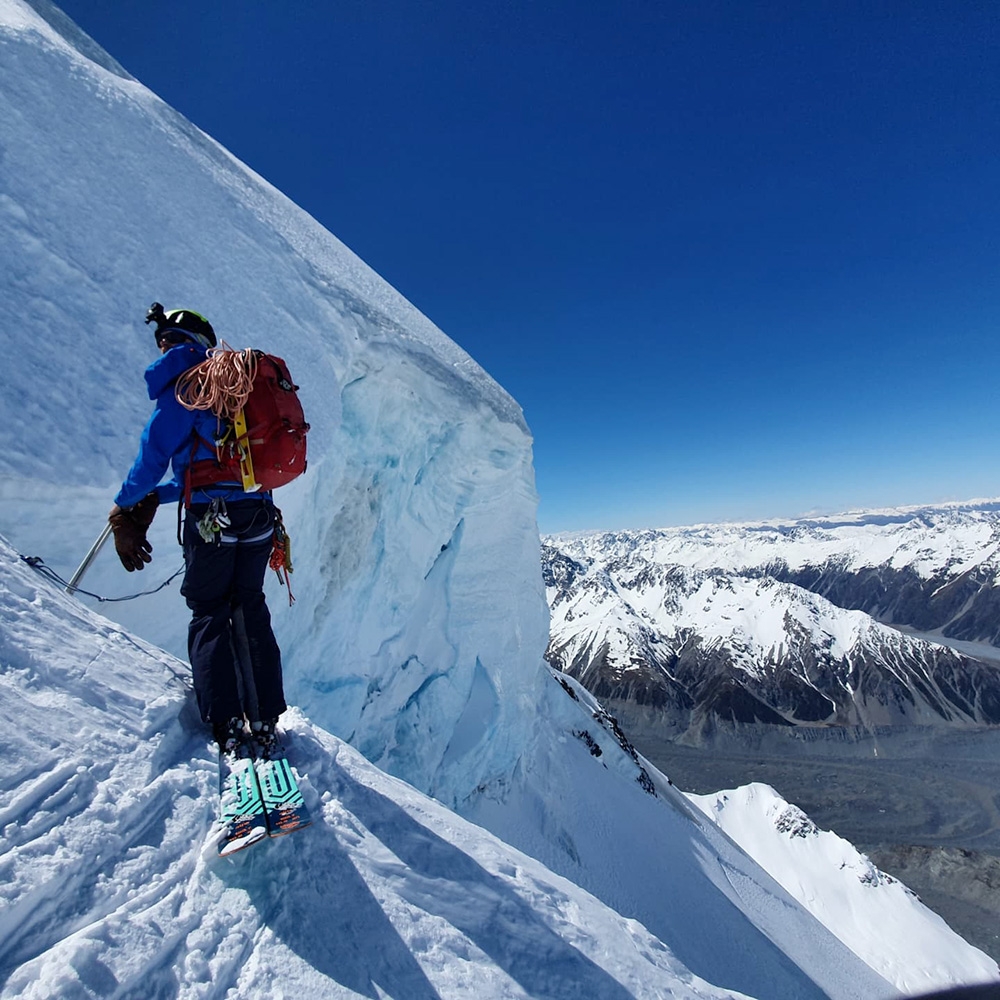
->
xmin=145 ymin=302 xmax=217 ymax=348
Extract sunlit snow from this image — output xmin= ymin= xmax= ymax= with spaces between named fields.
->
xmin=690 ymin=783 xmax=999 ymax=994
xmin=0 ymin=1 xmax=995 ymax=997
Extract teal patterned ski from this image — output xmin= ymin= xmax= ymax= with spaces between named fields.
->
xmin=217 ymin=752 xmax=268 ymax=856
xmin=254 ymin=753 xmax=311 ymax=838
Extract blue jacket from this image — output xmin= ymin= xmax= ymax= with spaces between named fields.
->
xmin=115 ymin=343 xmax=265 ymax=508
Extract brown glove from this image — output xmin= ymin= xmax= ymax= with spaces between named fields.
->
xmin=108 ymin=492 xmax=160 ymax=571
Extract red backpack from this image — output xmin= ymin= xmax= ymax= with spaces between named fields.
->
xmin=182 ymin=350 xmax=310 ymax=500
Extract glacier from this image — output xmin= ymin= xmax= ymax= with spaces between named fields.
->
xmin=0 ymin=1 xmax=994 ymax=996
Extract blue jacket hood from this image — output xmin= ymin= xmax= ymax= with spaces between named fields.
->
xmin=144 ymin=342 xmax=208 ymax=400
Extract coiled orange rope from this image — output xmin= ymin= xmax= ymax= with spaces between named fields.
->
xmin=175 ymin=343 xmax=258 ymax=420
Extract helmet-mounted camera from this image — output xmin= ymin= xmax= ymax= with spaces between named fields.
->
xmin=145 ymin=302 xmax=168 ymax=329
xmin=144 ymin=301 xmax=216 ymax=349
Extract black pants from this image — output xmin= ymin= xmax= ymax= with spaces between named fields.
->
xmin=180 ymin=499 xmax=287 ymax=725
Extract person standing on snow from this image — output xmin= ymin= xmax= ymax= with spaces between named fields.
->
xmin=107 ymin=303 xmax=286 ymax=756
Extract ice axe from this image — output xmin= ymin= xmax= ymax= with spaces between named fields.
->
xmin=66 ymin=523 xmax=113 ymax=594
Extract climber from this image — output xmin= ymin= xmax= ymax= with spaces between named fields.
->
xmin=107 ymin=303 xmax=286 ymax=755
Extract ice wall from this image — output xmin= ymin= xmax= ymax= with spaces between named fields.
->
xmin=0 ymin=0 xmax=548 ymax=803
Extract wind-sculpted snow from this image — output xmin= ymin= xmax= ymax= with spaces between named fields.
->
xmin=0 ymin=0 xmax=547 ymax=805
xmin=553 ymin=500 xmax=1000 ymax=581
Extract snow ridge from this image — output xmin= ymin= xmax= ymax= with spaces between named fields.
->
xmin=690 ymin=782 xmax=999 ymax=994
xmin=1 ymin=533 xmax=906 ymax=999
xmin=0 ymin=536 xmax=747 ymax=1000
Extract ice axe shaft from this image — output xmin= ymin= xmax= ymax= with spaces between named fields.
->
xmin=66 ymin=523 xmax=113 ymax=594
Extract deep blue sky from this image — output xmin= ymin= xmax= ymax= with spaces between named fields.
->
xmin=56 ymin=1 xmax=1000 ymax=531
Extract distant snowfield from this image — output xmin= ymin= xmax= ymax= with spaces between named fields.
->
xmin=0 ymin=1 xmax=996 ymax=997
xmin=553 ymin=498 xmax=1000 ymax=580
xmin=545 ymin=500 xmax=1000 ymax=734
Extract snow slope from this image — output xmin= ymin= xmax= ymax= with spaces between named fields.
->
xmin=0 ymin=532 xmax=902 ymax=1000
xmin=0 ymin=3 xmax=987 ymax=997
xmin=0 ymin=536 xmax=748 ymax=1000
xmin=689 ymin=783 xmax=999 ymax=994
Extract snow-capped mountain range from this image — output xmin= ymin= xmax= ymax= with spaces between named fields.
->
xmin=545 ymin=501 xmax=1000 ymax=739
xmin=1 ymin=2 xmax=997 ymax=995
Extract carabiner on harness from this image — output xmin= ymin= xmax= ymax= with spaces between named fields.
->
xmin=197 ymin=497 xmax=231 ymax=543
